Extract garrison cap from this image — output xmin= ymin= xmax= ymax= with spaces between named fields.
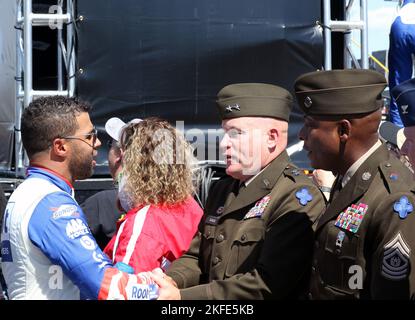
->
xmin=391 ymin=77 xmax=415 ymax=127
xmin=294 ymin=69 xmax=387 ymax=116
xmin=216 ymin=83 xmax=293 ymax=122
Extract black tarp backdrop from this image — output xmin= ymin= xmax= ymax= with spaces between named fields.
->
xmin=76 ymin=0 xmax=324 ymax=174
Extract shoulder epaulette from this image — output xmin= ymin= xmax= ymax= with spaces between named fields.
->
xmin=379 ymin=158 xmax=415 ymax=194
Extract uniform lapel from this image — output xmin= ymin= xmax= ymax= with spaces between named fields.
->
xmin=223 ymin=179 xmax=240 ymax=208
xmin=223 ymin=151 xmax=290 ymax=215
xmin=316 ymin=144 xmax=390 ymax=230
xmin=329 ymin=176 xmax=342 ymax=202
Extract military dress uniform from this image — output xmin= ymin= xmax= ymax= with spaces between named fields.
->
xmin=167 ymin=152 xmax=324 ymax=299
xmin=295 ymin=69 xmax=415 ymax=299
xmin=166 ymin=83 xmax=325 ymax=299
xmin=310 ymin=144 xmax=415 ymax=299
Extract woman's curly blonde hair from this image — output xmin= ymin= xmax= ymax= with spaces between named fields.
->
xmin=120 ymin=117 xmax=199 ymax=206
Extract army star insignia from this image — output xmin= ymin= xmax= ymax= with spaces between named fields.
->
xmin=225 ymin=104 xmax=240 ymax=113
xmin=393 ymin=196 xmax=413 ymax=219
xmin=295 ymin=188 xmax=313 ymax=206
xmin=382 ymin=232 xmax=410 ymax=280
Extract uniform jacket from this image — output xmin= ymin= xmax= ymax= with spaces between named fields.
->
xmin=167 ymin=151 xmax=325 ymax=299
xmin=104 ymin=197 xmax=203 ymax=273
xmin=310 ymin=144 xmax=415 ymax=299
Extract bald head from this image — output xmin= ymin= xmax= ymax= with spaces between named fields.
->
xmin=233 ymin=116 xmax=289 ymax=149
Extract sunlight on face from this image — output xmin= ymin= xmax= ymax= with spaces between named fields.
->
xmin=220 ymin=118 xmax=270 ymax=180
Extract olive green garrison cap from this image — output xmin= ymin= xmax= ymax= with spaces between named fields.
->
xmin=216 ymin=83 xmax=293 ymax=121
xmin=294 ymin=69 xmax=387 ymax=116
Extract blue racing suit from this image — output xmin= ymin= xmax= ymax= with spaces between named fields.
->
xmin=1 ymin=167 xmax=157 ymax=300
xmin=388 ymin=0 xmax=415 ymax=127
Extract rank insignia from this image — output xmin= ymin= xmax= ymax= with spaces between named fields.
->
xmin=381 ymin=232 xmax=410 ymax=280
xmin=334 ymin=203 xmax=368 ymax=233
xmin=225 ymin=104 xmax=240 ymax=113
xmin=244 ymin=195 xmax=270 ymax=219
xmin=393 ymin=196 xmax=413 ymax=219
xmin=295 ymin=188 xmax=313 ymax=206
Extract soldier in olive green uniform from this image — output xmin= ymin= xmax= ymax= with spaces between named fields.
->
xmin=152 ymin=83 xmax=325 ymax=300
xmin=295 ymin=69 xmax=415 ymax=299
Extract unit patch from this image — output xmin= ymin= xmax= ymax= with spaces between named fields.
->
xmin=295 ymin=188 xmax=313 ymax=206
xmin=393 ymin=196 xmax=413 ymax=219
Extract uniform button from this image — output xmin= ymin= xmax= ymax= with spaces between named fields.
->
xmin=314 ymin=241 xmax=319 ymax=249
xmin=385 ymin=163 xmax=391 ymax=167
xmin=216 ymin=234 xmax=225 ymax=243
xmin=241 ymin=234 xmax=247 ymax=241
xmin=213 ymin=257 xmax=221 ymax=265
xmin=311 ymin=266 xmax=316 ymax=273
xmin=308 ymin=292 xmax=313 ymax=300
xmin=320 ymin=279 xmax=325 ymax=286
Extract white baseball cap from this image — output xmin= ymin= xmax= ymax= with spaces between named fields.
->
xmin=105 ymin=117 xmax=142 ymax=142
xmin=379 ymin=121 xmax=406 ymax=149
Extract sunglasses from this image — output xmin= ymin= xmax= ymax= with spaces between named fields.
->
xmin=61 ymin=127 xmax=98 ymax=148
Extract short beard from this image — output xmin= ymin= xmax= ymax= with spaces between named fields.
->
xmin=69 ymin=143 xmax=94 ymax=181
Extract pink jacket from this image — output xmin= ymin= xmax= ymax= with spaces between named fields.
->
xmin=104 ymin=197 xmax=203 ymax=273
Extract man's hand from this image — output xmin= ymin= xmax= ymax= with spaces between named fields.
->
xmin=312 ymin=169 xmax=335 ymax=190
xmin=150 ymin=268 xmax=181 ymax=300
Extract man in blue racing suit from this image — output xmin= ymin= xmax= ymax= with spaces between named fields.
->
xmin=388 ymin=0 xmax=415 ymax=127
xmin=0 ymin=96 xmax=157 ymax=300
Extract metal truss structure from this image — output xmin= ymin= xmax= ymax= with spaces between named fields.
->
xmin=14 ymin=0 xmax=76 ymax=175
xmin=323 ymin=0 xmax=369 ymax=70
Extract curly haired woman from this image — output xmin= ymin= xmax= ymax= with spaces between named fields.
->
xmin=104 ymin=118 xmax=203 ymax=273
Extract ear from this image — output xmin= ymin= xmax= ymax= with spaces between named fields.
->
xmin=51 ymin=138 xmax=69 ymax=157
xmin=114 ymin=148 xmax=123 ymax=164
xmin=337 ymin=120 xmax=351 ymax=143
xmin=267 ymin=128 xmax=279 ymax=149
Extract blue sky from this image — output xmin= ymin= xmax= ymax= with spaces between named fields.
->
xmin=351 ymin=0 xmax=401 ymax=54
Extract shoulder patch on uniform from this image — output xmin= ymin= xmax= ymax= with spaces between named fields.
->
xmin=295 ymin=188 xmax=313 ymax=206
xmin=51 ymin=204 xmax=80 ymax=220
xmin=381 ymin=232 xmax=410 ymax=281
xmin=393 ymin=196 xmax=413 ymax=219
